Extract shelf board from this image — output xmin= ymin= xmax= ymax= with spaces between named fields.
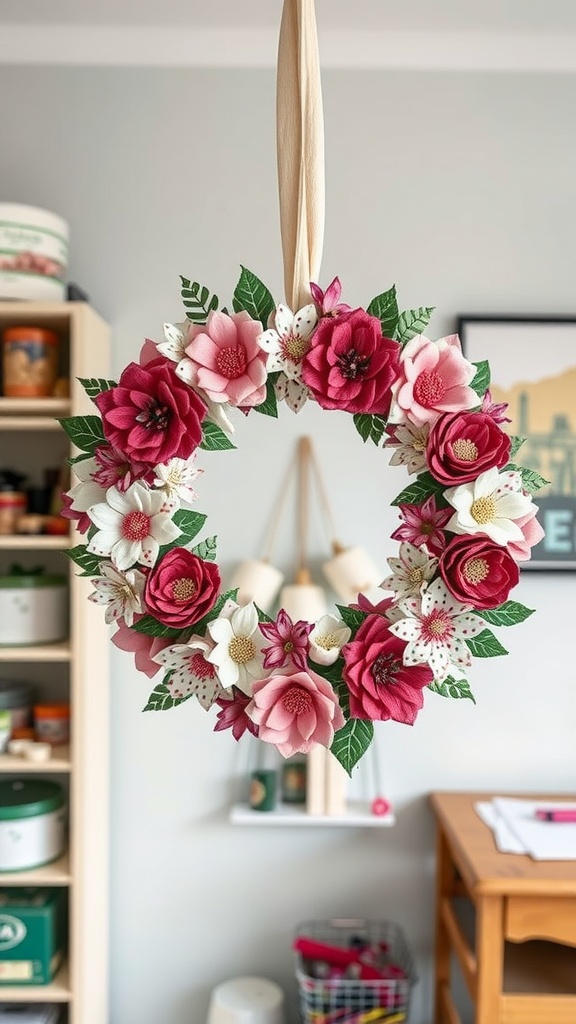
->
xmin=0 ymin=852 xmax=71 ymax=887
xmin=0 ymin=415 xmax=69 ymax=431
xmin=0 ymin=960 xmax=71 ymax=1001
xmin=230 ymin=801 xmax=396 ymax=827
xmin=0 ymin=744 xmax=71 ymax=773
xmin=0 ymin=640 xmax=71 ymax=661
xmin=0 ymin=397 xmax=71 ymax=417
xmin=0 ymin=534 xmax=71 ymax=549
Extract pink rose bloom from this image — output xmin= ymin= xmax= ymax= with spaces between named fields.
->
xmin=439 ymin=534 xmax=519 ymax=609
xmin=427 ymin=411 xmax=511 ymax=486
xmin=342 ymin=615 xmax=433 ymax=724
xmin=96 ymin=358 xmax=207 ymax=466
xmin=301 ymin=308 xmax=401 ymax=415
xmin=506 ymin=508 xmax=545 ymax=561
xmin=247 ymin=669 xmax=346 ymax=757
xmin=144 ymin=548 xmax=221 ymax=628
xmin=390 ymin=334 xmax=478 ymax=427
xmin=184 ymin=310 xmax=268 ymax=407
xmin=111 ymin=617 xmax=173 ymax=677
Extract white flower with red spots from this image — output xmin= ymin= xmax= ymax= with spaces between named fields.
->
xmin=154 ymin=455 xmax=202 ymax=507
xmin=154 ymin=635 xmax=223 ymax=708
xmin=380 ymin=542 xmax=439 ymax=601
xmin=308 ymin=614 xmax=351 ymax=667
xmin=207 ymin=602 xmax=268 ymax=695
xmin=389 ymin=577 xmax=484 ymax=682
xmin=444 ymin=468 xmax=537 ymax=546
xmin=88 ymin=562 xmax=146 ymax=626
xmin=87 ymin=481 xmax=180 ymax=571
xmin=258 ymin=303 xmax=318 ymax=412
xmin=67 ymin=456 xmax=106 ymax=521
xmin=384 ymin=422 xmax=430 ymax=475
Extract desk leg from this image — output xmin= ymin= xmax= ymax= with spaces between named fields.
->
xmin=433 ymin=827 xmax=453 ymax=1024
xmin=475 ymin=895 xmax=503 ymax=1024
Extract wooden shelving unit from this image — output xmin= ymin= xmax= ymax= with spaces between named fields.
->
xmin=0 ymin=302 xmax=111 ymax=1024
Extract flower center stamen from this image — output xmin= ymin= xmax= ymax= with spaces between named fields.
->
xmin=451 ymin=438 xmax=478 ymax=462
xmin=372 ymin=653 xmax=401 ymax=687
xmin=121 ymin=510 xmax=151 ymax=541
xmin=189 ymin=651 xmax=216 ymax=681
xmin=407 ymin=567 xmax=425 ymax=585
xmin=172 ymin=577 xmax=197 ymax=602
xmin=216 ymin=345 xmax=247 ymax=380
xmin=282 ymin=334 xmax=310 ymax=363
xmin=315 ymin=631 xmax=340 ymax=651
xmin=421 ymin=610 xmax=454 ymax=643
xmin=470 ymin=496 xmax=496 ymax=524
xmin=337 ymin=348 xmax=371 ymax=381
xmin=282 ymin=686 xmax=312 ymax=716
xmin=228 ymin=635 xmax=256 ymax=664
xmin=135 ymin=400 xmax=170 ymax=431
xmin=413 ymin=370 xmax=445 ymax=408
xmin=463 ymin=557 xmax=490 ymax=584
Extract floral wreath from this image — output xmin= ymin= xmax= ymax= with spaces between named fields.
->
xmin=60 ymin=267 xmax=546 ymax=775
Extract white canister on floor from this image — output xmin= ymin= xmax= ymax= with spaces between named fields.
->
xmin=0 ymin=203 xmax=69 ymax=301
xmin=0 ymin=779 xmax=66 ymax=871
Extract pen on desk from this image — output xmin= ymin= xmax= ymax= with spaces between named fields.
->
xmin=535 ymin=808 xmax=576 ymax=823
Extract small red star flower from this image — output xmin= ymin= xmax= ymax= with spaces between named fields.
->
xmin=391 ymin=494 xmax=452 ymax=556
xmin=259 ymin=609 xmax=312 ymax=671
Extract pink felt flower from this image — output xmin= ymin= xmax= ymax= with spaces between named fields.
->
xmin=92 ymin=445 xmax=152 ymax=492
xmin=391 ymin=494 xmax=453 ymax=556
xmin=61 ymin=491 xmax=91 ymax=534
xmin=259 ymin=610 xmax=312 ymax=671
xmin=95 ymin=358 xmax=207 ymax=466
xmin=439 ymin=534 xmax=519 ymax=609
xmin=342 ymin=614 xmax=433 ymax=724
xmin=390 ymin=334 xmax=477 ymax=427
xmin=214 ymin=687 xmax=259 ymax=741
xmin=506 ymin=507 xmax=545 ymax=562
xmin=309 ymin=276 xmax=352 ymax=317
xmin=184 ymin=310 xmax=268 ymax=408
xmin=144 ymin=548 xmax=221 ymax=629
xmin=301 ymin=308 xmax=401 ymax=415
xmin=481 ymin=388 xmax=511 ymax=424
xmin=111 ymin=616 xmax=173 ymax=678
xmin=427 ymin=411 xmax=511 ymax=486
xmin=247 ymin=669 xmax=346 ymax=757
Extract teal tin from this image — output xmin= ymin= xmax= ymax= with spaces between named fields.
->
xmin=0 ymin=888 xmax=67 ymax=985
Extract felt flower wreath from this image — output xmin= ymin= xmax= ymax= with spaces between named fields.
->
xmin=61 ymin=268 xmax=546 ymax=774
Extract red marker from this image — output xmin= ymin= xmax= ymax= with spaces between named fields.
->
xmin=535 ymin=808 xmax=576 ymax=823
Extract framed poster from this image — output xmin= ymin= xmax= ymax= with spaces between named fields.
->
xmin=458 ymin=315 xmax=576 ymax=570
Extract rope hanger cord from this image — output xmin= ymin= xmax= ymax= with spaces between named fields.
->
xmin=260 ymin=445 xmax=300 ymax=564
xmin=277 ymin=0 xmax=325 ymax=311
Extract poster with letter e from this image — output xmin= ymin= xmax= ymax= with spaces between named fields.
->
xmin=458 ymin=315 xmax=576 ymax=570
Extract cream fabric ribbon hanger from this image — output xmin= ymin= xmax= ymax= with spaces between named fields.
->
xmin=276 ymin=0 xmax=325 ymax=311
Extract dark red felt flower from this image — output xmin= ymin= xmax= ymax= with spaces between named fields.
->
xmin=439 ymin=534 xmax=519 ymax=610
xmin=144 ymin=548 xmax=221 ymax=628
xmin=427 ymin=411 xmax=511 ymax=486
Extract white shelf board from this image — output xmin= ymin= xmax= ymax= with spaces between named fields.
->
xmin=0 ymin=397 xmax=71 ymax=417
xmin=0 ymin=744 xmax=71 ymax=773
xmin=0 ymin=640 xmax=71 ymax=661
xmin=0 ymin=534 xmax=71 ymax=549
xmin=0 ymin=961 xmax=71 ymax=1001
xmin=0 ymin=852 xmax=71 ymax=887
xmin=230 ymin=801 xmax=395 ymax=827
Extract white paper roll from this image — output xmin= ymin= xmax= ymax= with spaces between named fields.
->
xmin=279 ymin=583 xmax=327 ymax=623
xmin=322 ymin=546 xmax=382 ymax=602
xmin=228 ymin=560 xmax=284 ymax=612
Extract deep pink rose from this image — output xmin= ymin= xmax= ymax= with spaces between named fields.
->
xmin=439 ymin=534 xmax=519 ymax=609
xmin=342 ymin=615 xmax=432 ymax=724
xmin=301 ymin=308 xmax=401 ymax=415
xmin=506 ymin=508 xmax=545 ymax=562
xmin=111 ymin=617 xmax=172 ymax=677
xmin=247 ymin=669 xmax=346 ymax=757
xmin=427 ymin=411 xmax=511 ymax=486
xmin=144 ymin=548 xmax=221 ymax=628
xmin=95 ymin=358 xmax=206 ymax=466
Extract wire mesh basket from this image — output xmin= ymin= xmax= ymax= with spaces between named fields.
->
xmin=294 ymin=919 xmax=417 ymax=1024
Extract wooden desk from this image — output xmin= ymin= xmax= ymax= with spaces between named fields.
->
xmin=429 ymin=791 xmax=576 ymax=1024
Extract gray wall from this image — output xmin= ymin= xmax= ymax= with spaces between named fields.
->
xmin=1 ymin=67 xmax=575 ymax=1024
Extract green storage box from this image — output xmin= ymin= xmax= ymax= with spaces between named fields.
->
xmin=0 ymin=888 xmax=66 ymax=985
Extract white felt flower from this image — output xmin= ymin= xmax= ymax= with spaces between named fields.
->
xmin=154 ymin=455 xmax=202 ymax=507
xmin=308 ymin=613 xmax=351 ymax=666
xmin=444 ymin=468 xmax=537 ymax=546
xmin=67 ymin=456 xmax=106 ymax=513
xmin=258 ymin=303 xmax=318 ymax=380
xmin=207 ymin=602 xmax=266 ymax=695
xmin=384 ymin=422 xmax=430 ymax=476
xmin=389 ymin=577 xmax=484 ymax=682
xmin=154 ymin=635 xmax=223 ymax=708
xmin=88 ymin=562 xmax=146 ymax=626
xmin=160 ymin=321 xmax=235 ymax=436
xmin=87 ymin=481 xmax=180 ymax=571
xmin=380 ymin=542 xmax=438 ymax=601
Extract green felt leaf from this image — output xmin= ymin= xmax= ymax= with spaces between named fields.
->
xmin=200 ymin=420 xmax=236 ymax=451
xmin=180 ymin=276 xmax=219 ymax=324
xmin=366 ymin=285 xmax=399 ymax=337
xmin=352 ymin=413 xmax=388 ymax=446
xmin=331 ymin=718 xmax=374 ymax=776
xmin=255 ymin=605 xmax=274 ymax=624
xmin=232 ymin=266 xmax=275 ymax=327
xmin=509 ymin=435 xmax=526 ymax=459
xmin=470 ymin=360 xmax=491 ymax=398
xmin=143 ymin=678 xmax=191 ymax=712
xmin=478 ymin=601 xmax=535 ymax=627
xmin=253 ymin=374 xmax=279 ymax=418
xmin=391 ymin=471 xmax=445 ymax=507
xmin=77 ymin=377 xmax=117 ymax=399
xmin=394 ymin=306 xmax=434 ymax=345
xmin=336 ymin=604 xmax=367 ymax=634
xmin=173 ymin=509 xmax=207 ymax=544
xmin=465 ymin=629 xmax=508 ymax=658
xmin=67 ymin=545 xmax=103 ymax=577
xmin=58 ymin=415 xmax=106 ymax=454
xmin=191 ymin=535 xmax=218 ymax=562
xmin=428 ymin=676 xmax=476 ymax=703
xmin=505 ymin=463 xmax=549 ymax=494
xmin=132 ymin=616 xmax=183 ymax=639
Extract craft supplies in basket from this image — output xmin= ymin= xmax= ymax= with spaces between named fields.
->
xmin=293 ymin=920 xmax=417 ymax=1024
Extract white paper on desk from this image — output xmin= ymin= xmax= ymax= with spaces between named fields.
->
xmin=474 ymin=801 xmax=527 ymax=854
xmin=492 ymin=797 xmax=576 ymax=861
